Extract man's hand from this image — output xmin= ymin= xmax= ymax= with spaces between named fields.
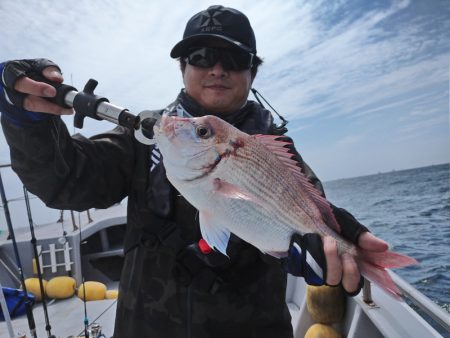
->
xmin=324 ymin=232 xmax=388 ymax=293
xmin=1 ymin=59 xmax=73 ymax=115
xmin=284 ymin=231 xmax=389 ymax=295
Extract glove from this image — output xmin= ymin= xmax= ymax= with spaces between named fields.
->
xmin=283 ymin=233 xmax=327 ymax=286
xmin=284 ymin=228 xmax=366 ymax=295
xmin=331 ymin=205 xmax=369 ymax=244
xmin=2 ymin=58 xmax=61 ymax=108
xmin=0 ymin=59 xmax=60 ymax=126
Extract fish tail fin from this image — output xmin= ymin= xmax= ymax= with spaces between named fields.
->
xmin=357 ymin=249 xmax=418 ymax=299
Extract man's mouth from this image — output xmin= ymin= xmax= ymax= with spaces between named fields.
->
xmin=204 ymin=82 xmax=231 ymax=90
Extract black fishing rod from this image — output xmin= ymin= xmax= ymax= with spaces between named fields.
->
xmin=0 ymin=172 xmax=38 ymax=338
xmin=78 ymin=220 xmax=89 ymax=338
xmin=23 ymin=187 xmax=56 ymax=338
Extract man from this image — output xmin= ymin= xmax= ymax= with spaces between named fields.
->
xmin=0 ymin=5 xmax=387 ymax=338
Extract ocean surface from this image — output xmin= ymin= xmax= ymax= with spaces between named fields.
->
xmin=323 ymin=163 xmax=450 ymax=335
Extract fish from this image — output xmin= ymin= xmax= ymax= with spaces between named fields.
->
xmin=153 ymin=114 xmax=418 ymax=298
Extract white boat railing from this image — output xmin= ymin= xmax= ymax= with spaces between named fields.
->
xmin=388 ymin=272 xmax=450 ymax=333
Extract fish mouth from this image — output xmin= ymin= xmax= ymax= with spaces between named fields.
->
xmin=159 ymin=115 xmax=189 ymax=138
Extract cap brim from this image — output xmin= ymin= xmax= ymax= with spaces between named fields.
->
xmin=170 ymin=34 xmax=254 ymax=58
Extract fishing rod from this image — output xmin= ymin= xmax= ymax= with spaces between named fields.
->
xmin=56 ymin=213 xmax=73 ymax=278
xmin=0 ymin=172 xmax=38 ymax=338
xmin=39 ymin=77 xmax=161 ymax=144
xmin=23 ymin=187 xmax=56 ymax=338
xmin=78 ymin=219 xmax=89 ymax=338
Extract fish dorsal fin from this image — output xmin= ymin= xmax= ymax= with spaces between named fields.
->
xmin=255 ymin=134 xmax=341 ymax=234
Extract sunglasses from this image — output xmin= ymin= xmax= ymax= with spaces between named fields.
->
xmin=185 ymin=47 xmax=254 ymax=71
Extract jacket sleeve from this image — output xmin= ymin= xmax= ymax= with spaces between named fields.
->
xmin=1 ymin=115 xmax=135 ymax=211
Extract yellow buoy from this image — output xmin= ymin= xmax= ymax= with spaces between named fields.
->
xmin=306 ymin=285 xmax=345 ymax=324
xmin=24 ymin=278 xmax=47 ymax=301
xmin=305 ymin=323 xmax=341 ymax=338
xmin=77 ymin=281 xmax=107 ymax=301
xmin=46 ymin=276 xmax=76 ymax=299
xmin=105 ymin=289 xmax=119 ymax=299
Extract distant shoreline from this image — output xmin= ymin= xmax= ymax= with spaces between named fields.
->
xmin=325 ymin=162 xmax=450 ymax=183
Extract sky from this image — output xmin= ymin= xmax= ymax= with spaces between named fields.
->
xmin=0 ymin=0 xmax=449 ymax=185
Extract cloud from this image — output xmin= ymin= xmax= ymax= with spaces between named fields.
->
xmin=256 ymin=0 xmax=449 ymax=122
xmin=0 ymin=0 xmax=448 ymax=180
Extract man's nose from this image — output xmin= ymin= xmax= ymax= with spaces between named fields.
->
xmin=208 ymin=61 xmax=228 ymax=76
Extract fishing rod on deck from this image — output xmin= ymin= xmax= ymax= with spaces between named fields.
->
xmin=0 ymin=172 xmax=38 ymax=338
xmin=23 ymin=187 xmax=56 ymax=338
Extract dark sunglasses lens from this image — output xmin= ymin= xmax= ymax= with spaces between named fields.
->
xmin=187 ymin=47 xmax=253 ymax=70
xmin=220 ymin=50 xmax=253 ymax=70
xmin=187 ymin=48 xmax=217 ymax=68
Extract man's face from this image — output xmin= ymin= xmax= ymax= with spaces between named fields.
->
xmin=182 ymin=40 xmax=254 ymax=114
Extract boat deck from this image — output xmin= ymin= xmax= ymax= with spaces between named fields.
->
xmin=0 ymin=296 xmax=117 ymax=338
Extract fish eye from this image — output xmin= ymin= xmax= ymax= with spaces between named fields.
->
xmin=195 ymin=125 xmax=212 ymax=139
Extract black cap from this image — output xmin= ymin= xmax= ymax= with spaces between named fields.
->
xmin=170 ymin=5 xmax=257 ymax=58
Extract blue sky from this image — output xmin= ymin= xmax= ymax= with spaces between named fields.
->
xmin=0 ymin=0 xmax=449 ymax=184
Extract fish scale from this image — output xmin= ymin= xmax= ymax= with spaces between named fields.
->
xmin=208 ymin=137 xmax=322 ymax=252
xmin=154 ymin=114 xmax=418 ymax=298
xmin=236 ymin=141 xmax=320 ymax=227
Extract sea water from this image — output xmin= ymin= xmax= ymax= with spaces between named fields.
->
xmin=324 ymin=163 xmax=450 ymax=335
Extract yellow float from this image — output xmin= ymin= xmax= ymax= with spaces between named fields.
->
xmin=77 ymin=281 xmax=107 ymax=301
xmin=306 ymin=285 xmax=345 ymax=324
xmin=46 ymin=276 xmax=76 ymax=299
xmin=24 ymin=278 xmax=47 ymax=301
xmin=105 ymin=289 xmax=119 ymax=299
xmin=305 ymin=323 xmax=341 ymax=338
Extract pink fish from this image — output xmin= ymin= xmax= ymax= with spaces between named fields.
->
xmin=154 ymin=114 xmax=418 ymax=298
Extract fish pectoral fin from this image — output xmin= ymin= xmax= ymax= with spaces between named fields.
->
xmin=212 ymin=178 xmax=262 ymax=205
xmin=199 ymin=211 xmax=231 ymax=256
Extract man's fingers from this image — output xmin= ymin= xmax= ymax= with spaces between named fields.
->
xmin=15 ymin=77 xmax=57 ymax=98
xmin=358 ymin=232 xmax=389 ymax=252
xmin=14 ymin=66 xmax=63 ymax=98
xmin=324 ymin=236 xmax=342 ymax=286
xmin=23 ymin=96 xmax=73 ymax=115
xmin=341 ymin=253 xmax=360 ymax=293
xmin=42 ymin=66 xmax=64 ymax=83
